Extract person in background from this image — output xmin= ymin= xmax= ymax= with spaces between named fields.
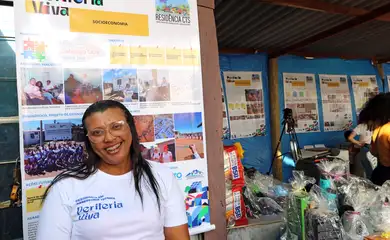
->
xmin=358 ymin=92 xmax=390 ymax=186
xmin=161 ymin=145 xmax=173 ymax=163
xmin=37 ymin=100 xmax=189 ymax=240
xmin=347 ymin=124 xmax=376 ymax=178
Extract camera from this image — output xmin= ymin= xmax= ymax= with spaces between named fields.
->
xmin=283 ymin=108 xmax=293 ymax=121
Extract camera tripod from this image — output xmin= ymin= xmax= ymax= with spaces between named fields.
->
xmin=267 ymin=108 xmax=302 ymax=175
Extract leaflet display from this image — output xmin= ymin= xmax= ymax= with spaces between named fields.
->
xmin=351 ymin=75 xmax=379 ymax=114
xmin=283 ymin=73 xmax=320 ymax=133
xmin=319 ymin=74 xmax=353 ymax=132
xmin=223 ymin=71 xmax=266 ymax=139
xmin=14 ymin=0 xmax=213 ymax=238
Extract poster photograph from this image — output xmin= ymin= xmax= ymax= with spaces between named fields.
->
xmin=351 ymin=75 xmax=379 ymax=113
xmin=223 ymin=71 xmax=266 ymax=139
xmin=14 ymin=0 xmax=213 ymax=238
xmin=283 ymin=73 xmax=320 ymax=133
xmin=319 ymin=74 xmax=353 ymax=132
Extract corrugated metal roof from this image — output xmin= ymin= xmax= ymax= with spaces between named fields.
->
xmin=215 ymin=0 xmax=390 ymax=60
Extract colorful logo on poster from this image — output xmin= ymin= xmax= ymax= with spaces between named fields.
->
xmin=25 ymin=0 xmax=103 ymax=16
xmin=173 ymin=172 xmax=183 ymax=180
xmin=185 ymin=169 xmax=204 ymax=180
xmin=184 ymin=181 xmax=210 ymax=228
xmin=22 ymin=38 xmax=47 ymax=62
xmin=155 ymin=0 xmax=191 ymax=25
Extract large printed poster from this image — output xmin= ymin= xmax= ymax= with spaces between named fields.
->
xmin=351 ymin=75 xmax=379 ymax=113
xmin=15 ymin=0 xmax=213 ymax=238
xmin=283 ymin=73 xmax=320 ymax=133
xmin=319 ymin=74 xmax=353 ymax=132
xmin=223 ymin=71 xmax=266 ymax=139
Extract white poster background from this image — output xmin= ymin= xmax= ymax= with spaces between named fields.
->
xmin=221 ymin=87 xmax=229 ymax=139
xmin=223 ymin=71 xmax=266 ymax=139
xmin=387 ymin=75 xmax=390 ymax=92
xmin=283 ymin=73 xmax=320 ymax=133
xmin=351 ymin=75 xmax=379 ymax=114
xmin=14 ymin=0 xmax=214 ymax=238
xmin=319 ymin=74 xmax=353 ymax=132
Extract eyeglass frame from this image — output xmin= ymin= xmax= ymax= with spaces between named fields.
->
xmin=86 ymin=120 xmax=129 ymax=143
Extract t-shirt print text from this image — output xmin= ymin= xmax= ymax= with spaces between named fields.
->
xmin=75 ymin=195 xmax=124 ymax=221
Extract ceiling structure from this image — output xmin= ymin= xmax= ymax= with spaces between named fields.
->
xmin=215 ymin=0 xmax=390 ymax=62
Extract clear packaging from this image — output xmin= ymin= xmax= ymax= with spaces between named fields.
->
xmin=316 ymin=160 xmax=349 ymax=212
xmin=339 ymin=177 xmax=379 ymax=240
xmin=367 ymin=180 xmax=390 ymax=238
xmin=284 ymin=171 xmax=316 ymax=240
xmin=305 ymin=185 xmax=345 ymax=240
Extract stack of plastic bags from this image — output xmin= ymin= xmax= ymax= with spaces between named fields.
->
xmin=338 ymin=176 xmax=379 ymax=240
xmin=224 ymin=143 xmax=248 ymax=227
xmin=305 ymin=185 xmax=345 ymax=240
xmin=243 ymin=170 xmax=287 ymax=218
xmin=365 ymin=181 xmax=390 ymax=240
xmin=283 ymin=171 xmax=316 ymax=240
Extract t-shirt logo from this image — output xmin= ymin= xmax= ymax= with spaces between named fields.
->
xmin=75 ymin=195 xmax=123 ymax=221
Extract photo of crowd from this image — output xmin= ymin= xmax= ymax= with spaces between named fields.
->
xmin=245 ymin=89 xmax=262 ymax=102
xmin=103 ymin=69 xmax=138 ymax=102
xmin=134 ymin=115 xmax=155 ymax=143
xmin=140 ymin=139 xmax=176 ymax=163
xmin=174 ymin=112 xmax=204 ymax=161
xmin=23 ymin=119 xmax=86 ymax=180
xmin=64 ymin=68 xmax=103 ymax=104
xmin=21 ymin=68 xmax=64 ymax=106
xmin=138 ymin=69 xmax=171 ymax=102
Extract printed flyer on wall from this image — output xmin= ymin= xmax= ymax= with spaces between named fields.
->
xmin=351 ymin=75 xmax=379 ymax=113
xmin=221 ymin=87 xmax=230 ymax=139
xmin=14 ymin=0 xmax=213 ymax=238
xmin=283 ymin=73 xmax=320 ymax=133
xmin=223 ymin=71 xmax=266 ymax=139
xmin=319 ymin=74 xmax=353 ymax=132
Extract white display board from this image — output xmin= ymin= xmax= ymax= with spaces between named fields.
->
xmin=319 ymin=74 xmax=353 ymax=132
xmin=223 ymin=71 xmax=266 ymax=139
xmin=351 ymin=75 xmax=379 ymax=113
xmin=283 ymin=73 xmax=320 ymax=133
xmin=14 ymin=0 xmax=214 ymax=238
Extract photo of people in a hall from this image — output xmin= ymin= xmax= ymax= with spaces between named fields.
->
xmin=63 ymin=68 xmax=103 ymax=104
xmin=103 ymin=69 xmax=138 ymax=102
xmin=21 ymin=68 xmax=64 ymax=106
xmin=138 ymin=69 xmax=171 ymax=102
xmin=22 ymin=119 xmax=86 ymax=180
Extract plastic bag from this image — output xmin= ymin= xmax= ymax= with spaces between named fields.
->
xmin=339 ymin=177 xmax=379 ymax=240
xmin=367 ymin=181 xmax=390 ymax=238
xmin=226 ymin=185 xmax=247 ymax=227
xmin=305 ymin=185 xmax=345 ymax=240
xmin=224 ymin=145 xmax=245 ymax=186
xmin=284 ymin=171 xmax=316 ymax=240
xmin=316 ymin=160 xmax=349 ymax=212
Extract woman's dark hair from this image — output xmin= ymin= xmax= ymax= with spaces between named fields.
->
xmin=42 ymin=100 xmax=161 ymax=209
xmin=36 ymin=81 xmax=43 ymax=91
xmin=358 ymin=92 xmax=390 ymax=130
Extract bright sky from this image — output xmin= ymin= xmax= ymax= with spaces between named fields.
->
xmin=173 ymin=112 xmax=202 ymax=134
xmin=103 ymin=69 xmax=137 ymax=83
xmin=23 ymin=119 xmax=82 ymax=131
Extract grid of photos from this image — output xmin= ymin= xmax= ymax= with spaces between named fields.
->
xmin=22 ymin=119 xmax=86 ymax=180
xmin=135 ymin=112 xmax=204 ymax=163
xmin=20 ymin=68 xmax=178 ymax=107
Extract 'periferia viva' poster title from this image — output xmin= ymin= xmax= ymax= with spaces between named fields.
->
xmin=26 ymin=0 xmax=103 ymax=16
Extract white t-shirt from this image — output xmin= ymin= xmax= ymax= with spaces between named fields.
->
xmin=37 ymin=161 xmax=187 ymax=240
xmin=162 ymin=151 xmax=173 ymax=163
xmin=353 ymin=124 xmax=373 ymax=145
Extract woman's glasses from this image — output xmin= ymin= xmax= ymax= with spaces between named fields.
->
xmin=86 ymin=120 xmax=127 ymax=143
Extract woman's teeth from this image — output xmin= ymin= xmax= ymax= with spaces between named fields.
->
xmin=106 ymin=143 xmax=121 ymax=153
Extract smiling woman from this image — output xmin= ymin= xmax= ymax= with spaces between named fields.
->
xmin=36 ymin=100 xmax=190 ymax=240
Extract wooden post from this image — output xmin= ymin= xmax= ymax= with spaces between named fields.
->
xmin=197 ymin=0 xmax=227 ymax=239
xmin=269 ymin=58 xmax=283 ymax=181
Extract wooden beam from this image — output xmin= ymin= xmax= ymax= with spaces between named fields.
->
xmin=290 ymin=51 xmax=372 ymax=60
xmin=268 ymin=58 xmax=283 ymax=181
xmin=260 ymin=0 xmax=390 ymax=22
xmin=197 ymin=1 xmax=227 ymax=240
xmin=219 ymin=48 xmax=256 ymax=54
xmin=269 ymin=2 xmax=390 ymax=58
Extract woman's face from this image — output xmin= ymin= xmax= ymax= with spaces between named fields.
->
xmin=84 ymin=108 xmax=132 ymax=167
